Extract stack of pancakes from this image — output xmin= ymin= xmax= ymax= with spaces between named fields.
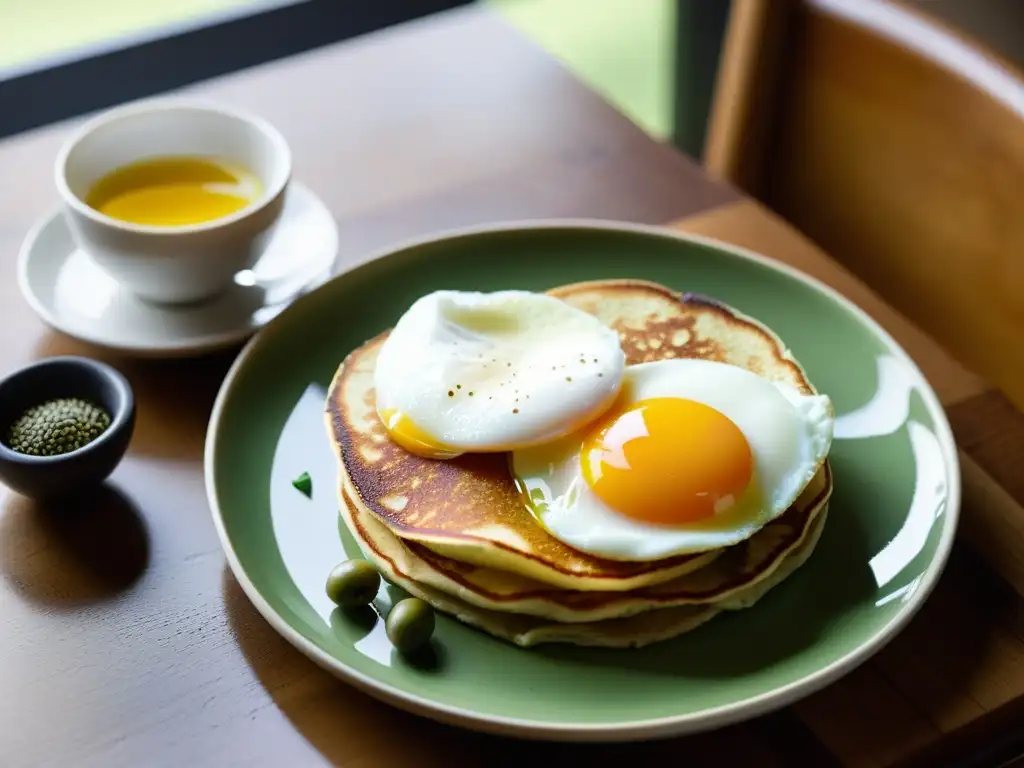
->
xmin=325 ymin=280 xmax=833 ymax=648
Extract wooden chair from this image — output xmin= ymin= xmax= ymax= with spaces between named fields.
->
xmin=704 ymin=0 xmax=1024 ymax=411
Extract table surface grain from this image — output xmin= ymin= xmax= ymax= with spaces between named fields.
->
xmin=1 ymin=7 xmax=1023 ymax=767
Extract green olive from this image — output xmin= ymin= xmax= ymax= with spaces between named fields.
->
xmin=325 ymin=559 xmax=381 ymax=607
xmin=386 ymin=598 xmax=435 ymax=654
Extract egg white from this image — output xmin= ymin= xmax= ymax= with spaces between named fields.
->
xmin=373 ymin=290 xmax=626 ymax=454
xmin=510 ymin=358 xmax=834 ymax=561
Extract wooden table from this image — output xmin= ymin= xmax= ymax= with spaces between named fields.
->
xmin=2 ymin=7 xmax=1023 ymax=767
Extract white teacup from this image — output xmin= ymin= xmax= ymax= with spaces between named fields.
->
xmin=55 ymin=99 xmax=292 ymax=305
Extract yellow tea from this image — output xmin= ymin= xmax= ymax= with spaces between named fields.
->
xmin=85 ymin=156 xmax=262 ymax=227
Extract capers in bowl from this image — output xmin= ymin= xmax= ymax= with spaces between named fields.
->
xmin=7 ymin=397 xmax=111 ymax=457
xmin=325 ymin=559 xmax=381 ymax=607
xmin=386 ymin=597 xmax=435 ymax=654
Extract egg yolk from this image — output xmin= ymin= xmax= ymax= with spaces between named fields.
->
xmin=378 ymin=409 xmax=462 ymax=460
xmin=581 ymin=397 xmax=753 ymax=526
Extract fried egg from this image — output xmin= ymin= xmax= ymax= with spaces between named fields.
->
xmin=510 ymin=358 xmax=833 ymax=560
xmin=373 ymin=290 xmax=626 ymax=459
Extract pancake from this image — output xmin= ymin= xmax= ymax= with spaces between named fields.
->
xmin=325 ymin=279 xmax=831 ymax=591
xmin=340 ymin=460 xmax=830 ymax=623
xmin=327 ymin=336 xmax=717 ymax=591
xmin=340 ymin=485 xmax=830 ymax=648
xmin=547 ymin=280 xmax=815 ymax=395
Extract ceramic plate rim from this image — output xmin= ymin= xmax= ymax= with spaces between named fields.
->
xmin=17 ymin=181 xmax=338 ymax=358
xmin=204 ymin=218 xmax=961 ymax=742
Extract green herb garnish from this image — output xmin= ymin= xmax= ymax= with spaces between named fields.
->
xmin=292 ymin=471 xmax=312 ymax=497
xmin=7 ymin=397 xmax=111 ymax=457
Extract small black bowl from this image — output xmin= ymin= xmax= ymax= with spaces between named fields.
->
xmin=0 ymin=356 xmax=135 ymax=500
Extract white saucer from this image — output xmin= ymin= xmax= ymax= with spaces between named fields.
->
xmin=18 ymin=182 xmax=338 ymax=357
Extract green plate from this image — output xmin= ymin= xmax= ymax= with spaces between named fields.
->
xmin=205 ymin=221 xmax=959 ymax=741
